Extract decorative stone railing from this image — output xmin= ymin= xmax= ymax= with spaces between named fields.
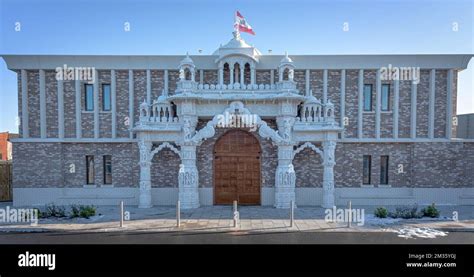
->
xmin=176 ymin=80 xmax=298 ymax=93
xmin=139 ymin=100 xmax=179 ymax=123
xmin=296 ymin=102 xmax=335 ymax=123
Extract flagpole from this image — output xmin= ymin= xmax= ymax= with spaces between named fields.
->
xmin=233 ymin=11 xmax=240 ymax=39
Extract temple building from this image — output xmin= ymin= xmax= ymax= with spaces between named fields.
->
xmin=2 ymin=31 xmax=473 ymax=208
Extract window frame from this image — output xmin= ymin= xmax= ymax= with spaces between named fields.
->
xmin=362 ymin=155 xmax=372 ymax=185
xmin=86 ymin=155 xmax=95 ymax=185
xmin=380 ymin=155 xmax=389 ymax=185
xmin=84 ymin=84 xmax=94 ymax=111
xmin=102 ymin=84 xmax=111 ymax=111
xmin=363 ymin=84 xmax=373 ymax=112
xmin=103 ymin=155 xmax=112 ymax=185
xmin=381 ymin=84 xmax=391 ymax=111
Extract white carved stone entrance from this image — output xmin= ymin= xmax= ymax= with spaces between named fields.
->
xmin=133 ymin=35 xmax=342 ymax=209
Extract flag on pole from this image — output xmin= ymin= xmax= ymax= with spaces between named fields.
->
xmin=234 ymin=11 xmax=255 ymax=35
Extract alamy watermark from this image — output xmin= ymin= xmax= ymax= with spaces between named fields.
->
xmin=0 ymin=206 xmax=38 ymax=226
xmin=216 ymin=111 xmax=258 ymax=132
xmin=18 ymin=251 xmax=55 ymax=271
xmin=55 ymin=64 xmax=95 ymax=83
xmin=380 ymin=64 xmax=420 ymax=84
xmin=325 ymin=206 xmax=365 ymax=226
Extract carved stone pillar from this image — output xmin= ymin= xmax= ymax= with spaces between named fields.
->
xmin=138 ymin=140 xmax=152 ymax=208
xmin=250 ymin=64 xmax=256 ymax=85
xmin=240 ymin=63 xmax=244 ymax=85
xmin=274 ymin=145 xmax=296 ymax=209
xmin=178 ymin=145 xmax=200 ymax=209
xmin=218 ymin=63 xmax=224 ymax=85
xmin=229 ymin=65 xmax=234 ymax=85
xmin=322 ymin=140 xmax=336 ymax=208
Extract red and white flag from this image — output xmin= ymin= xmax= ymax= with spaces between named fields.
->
xmin=234 ymin=11 xmax=255 ymax=35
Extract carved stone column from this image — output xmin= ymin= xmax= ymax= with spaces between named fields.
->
xmin=218 ymin=62 xmax=224 ymax=86
xmin=138 ymin=140 xmax=152 ymax=208
xmin=229 ymin=64 xmax=234 ymax=85
xmin=322 ymin=140 xmax=336 ymax=208
xmin=250 ymin=64 xmax=256 ymax=85
xmin=178 ymin=145 xmax=200 ymax=209
xmin=239 ymin=62 xmax=245 ymax=85
xmin=274 ymin=145 xmax=296 ymax=209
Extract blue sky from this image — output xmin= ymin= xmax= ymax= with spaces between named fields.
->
xmin=0 ymin=0 xmax=472 ymax=133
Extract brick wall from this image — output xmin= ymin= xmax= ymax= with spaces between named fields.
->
xmin=13 ymin=142 xmax=138 ymax=188
xmin=63 ymin=79 xmax=76 ymax=138
xmin=27 ymin=71 xmax=40 ymax=138
xmin=14 ymin=67 xmax=457 ymax=141
xmin=12 ymin=141 xmax=473 ymax=189
xmin=344 ymin=70 xmax=359 ymax=138
xmin=116 ymin=70 xmax=130 ymax=138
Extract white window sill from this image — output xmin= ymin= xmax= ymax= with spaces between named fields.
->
xmin=360 ymin=184 xmax=374 ymax=188
xmin=101 ymin=185 xmax=114 ymax=188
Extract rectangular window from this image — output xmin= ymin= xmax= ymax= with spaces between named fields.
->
xmin=85 ymin=84 xmax=94 ymax=111
xmin=380 ymin=155 xmax=389 ymax=185
xmin=381 ymin=84 xmax=390 ymax=111
xmin=103 ymin=155 xmax=112 ymax=185
xmin=86 ymin=155 xmax=95 ymax=184
xmin=102 ymin=84 xmax=111 ymax=111
xmin=363 ymin=84 xmax=373 ymax=111
xmin=363 ymin=155 xmax=371 ymax=185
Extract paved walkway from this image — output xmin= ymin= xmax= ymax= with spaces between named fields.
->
xmin=0 ymin=203 xmax=472 ymax=234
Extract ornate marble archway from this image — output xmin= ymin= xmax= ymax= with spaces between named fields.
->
xmin=136 ymin=100 xmax=338 ymax=209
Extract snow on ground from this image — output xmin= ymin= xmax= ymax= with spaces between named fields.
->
xmin=394 ymin=227 xmax=448 ymax=239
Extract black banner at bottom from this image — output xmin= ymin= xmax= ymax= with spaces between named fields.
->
xmin=0 ymin=244 xmax=472 ymax=275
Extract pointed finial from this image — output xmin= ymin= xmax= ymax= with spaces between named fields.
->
xmin=233 ymin=30 xmax=241 ymax=40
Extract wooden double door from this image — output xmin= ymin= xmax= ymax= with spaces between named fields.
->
xmin=214 ymin=130 xmax=261 ymax=205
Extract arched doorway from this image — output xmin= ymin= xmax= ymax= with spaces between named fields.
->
xmin=213 ymin=130 xmax=261 ymax=205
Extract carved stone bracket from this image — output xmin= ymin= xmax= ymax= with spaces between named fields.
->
xmin=186 ymin=101 xmax=290 ymax=146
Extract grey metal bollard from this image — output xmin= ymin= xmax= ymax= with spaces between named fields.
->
xmin=290 ymin=200 xmax=294 ymax=227
xmin=233 ymin=200 xmax=239 ymax=228
xmin=120 ymin=201 xmax=124 ymax=228
xmin=348 ymin=200 xmax=352 ymax=228
xmin=177 ymin=200 xmax=181 ymax=227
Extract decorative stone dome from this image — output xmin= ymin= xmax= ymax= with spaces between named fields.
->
xmin=280 ymin=51 xmax=293 ymax=64
xmin=213 ymin=31 xmax=261 ymax=62
xmin=179 ymin=52 xmax=195 ymax=68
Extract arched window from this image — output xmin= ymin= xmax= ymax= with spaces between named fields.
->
xmin=184 ymin=68 xmax=191 ymax=81
xmin=223 ymin=63 xmax=230 ymax=85
xmin=283 ymin=68 xmax=290 ymax=81
xmin=244 ymin=63 xmax=251 ymax=85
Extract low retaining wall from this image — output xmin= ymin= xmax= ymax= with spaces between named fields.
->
xmin=12 ymin=187 xmax=474 ymax=207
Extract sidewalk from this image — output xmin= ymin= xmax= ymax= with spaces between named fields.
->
xmin=0 ymin=203 xmax=473 ymax=235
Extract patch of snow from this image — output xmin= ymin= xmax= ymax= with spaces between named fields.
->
xmin=394 ymin=227 xmax=448 ymax=239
